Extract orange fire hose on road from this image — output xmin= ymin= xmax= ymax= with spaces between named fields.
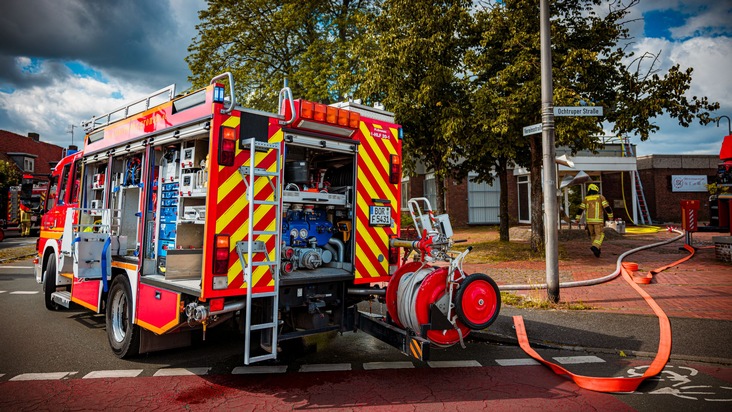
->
xmin=513 ymin=240 xmax=696 ymax=393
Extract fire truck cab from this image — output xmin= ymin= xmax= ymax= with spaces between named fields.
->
xmin=35 ymin=73 xmax=500 ymax=364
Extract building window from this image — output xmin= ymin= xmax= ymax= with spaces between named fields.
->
xmin=400 ymin=177 xmax=410 ymax=211
xmin=23 ymin=158 xmax=35 ymax=173
xmin=423 ymin=174 xmax=437 ymax=211
xmin=517 ymin=175 xmax=530 ymax=224
xmin=468 ymin=173 xmax=500 ymax=224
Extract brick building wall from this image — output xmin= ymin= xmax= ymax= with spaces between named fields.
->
xmin=404 ymin=171 xmax=519 ymax=227
xmin=636 ymin=155 xmax=719 ymax=224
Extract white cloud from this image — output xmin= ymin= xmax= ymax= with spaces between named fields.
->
xmin=0 ymin=61 xmax=150 ymax=147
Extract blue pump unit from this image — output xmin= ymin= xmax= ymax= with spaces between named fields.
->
xmin=283 ymin=209 xmax=334 ymax=247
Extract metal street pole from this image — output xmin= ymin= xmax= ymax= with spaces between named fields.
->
xmin=540 ymin=0 xmax=559 ymax=302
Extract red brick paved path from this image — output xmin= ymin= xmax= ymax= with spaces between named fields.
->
xmin=463 ymin=230 xmax=732 ymax=321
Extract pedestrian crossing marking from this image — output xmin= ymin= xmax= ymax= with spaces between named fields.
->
xmin=299 ymin=363 xmax=352 ymax=372
xmin=496 ymin=358 xmax=541 ymax=366
xmin=553 ymin=356 xmax=606 ymax=365
xmin=83 ymin=370 xmax=144 ymax=379
xmin=427 ymin=360 xmax=482 ymax=368
xmin=232 ymin=365 xmax=287 ymax=374
xmin=154 ymin=368 xmax=210 ymax=377
xmin=363 ymin=362 xmax=415 ymax=370
xmin=10 ymin=372 xmax=74 ymax=381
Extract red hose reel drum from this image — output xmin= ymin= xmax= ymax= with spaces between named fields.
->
xmin=386 ymin=263 xmax=500 ymax=347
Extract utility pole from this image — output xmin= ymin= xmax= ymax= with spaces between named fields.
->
xmin=540 ymin=0 xmax=559 ymax=302
xmin=67 ymin=124 xmax=77 ymax=147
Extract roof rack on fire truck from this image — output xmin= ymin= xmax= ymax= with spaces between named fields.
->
xmin=81 ymin=84 xmax=177 ymax=133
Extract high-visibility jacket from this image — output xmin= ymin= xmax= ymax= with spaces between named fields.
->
xmin=577 ymin=194 xmax=613 ymax=223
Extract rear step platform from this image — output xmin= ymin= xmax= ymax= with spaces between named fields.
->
xmin=51 ymin=291 xmax=72 ymax=308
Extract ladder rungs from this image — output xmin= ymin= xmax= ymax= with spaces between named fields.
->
xmin=250 ymin=322 xmax=277 ymax=331
xmin=251 ymin=291 xmax=278 ymax=298
xmin=254 ymin=230 xmax=279 ymax=236
xmin=252 ymin=261 xmax=277 ymax=267
xmin=248 ymin=353 xmax=277 ymax=363
xmin=240 ymin=166 xmax=279 ymax=177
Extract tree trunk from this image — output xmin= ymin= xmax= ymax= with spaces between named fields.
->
xmin=435 ymin=173 xmax=446 ymax=214
xmin=530 ymin=135 xmax=544 ymax=252
xmin=498 ymin=159 xmax=510 ymax=242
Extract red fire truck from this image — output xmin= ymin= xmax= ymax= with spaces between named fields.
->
xmin=2 ymin=174 xmax=49 ymax=238
xmin=35 ymin=73 xmax=500 ymax=364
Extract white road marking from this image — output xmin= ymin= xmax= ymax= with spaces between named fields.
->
xmin=83 ymin=370 xmax=144 ymax=379
xmin=10 ymin=372 xmax=74 ymax=381
xmin=428 ymin=360 xmax=482 ymax=368
xmin=153 ymin=368 xmax=210 ymax=377
xmin=9 ymin=291 xmax=38 ymax=295
xmin=299 ymin=363 xmax=352 ymax=372
xmin=496 ymin=358 xmax=541 ymax=366
xmin=0 ymin=291 xmax=5 ymax=294
xmin=232 ymin=365 xmax=288 ymax=374
xmin=553 ymin=355 xmax=606 ymax=365
xmin=363 ymin=361 xmax=415 ymax=370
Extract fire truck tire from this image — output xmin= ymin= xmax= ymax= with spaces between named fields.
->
xmin=42 ymin=256 xmax=60 ymax=311
xmin=455 ymin=273 xmax=501 ymax=330
xmin=106 ymin=276 xmax=140 ymax=358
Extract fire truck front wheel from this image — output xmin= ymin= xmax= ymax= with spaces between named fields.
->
xmin=42 ymin=256 xmax=60 ymax=311
xmin=106 ymin=275 xmax=140 ymax=358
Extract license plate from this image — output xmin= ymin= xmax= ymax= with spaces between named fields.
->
xmin=369 ymin=206 xmax=391 ymax=226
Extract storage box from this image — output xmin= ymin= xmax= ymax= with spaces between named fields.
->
xmin=165 ymin=249 xmax=203 ymax=279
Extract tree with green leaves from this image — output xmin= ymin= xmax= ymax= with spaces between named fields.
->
xmin=0 ymin=160 xmax=21 ymax=189
xmin=187 ymin=0 xmax=377 ymax=111
xmin=357 ymin=0 xmax=473 ymax=214
xmin=464 ymin=0 xmax=718 ymax=249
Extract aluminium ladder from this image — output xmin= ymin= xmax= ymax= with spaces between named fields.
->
xmin=235 ymin=138 xmax=282 ymax=364
xmin=622 ymin=140 xmax=653 ymax=225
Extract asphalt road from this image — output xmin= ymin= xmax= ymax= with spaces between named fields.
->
xmin=1 ymin=258 xmax=731 ymax=410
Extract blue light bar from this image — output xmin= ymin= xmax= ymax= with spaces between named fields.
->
xmin=213 ymin=86 xmax=225 ymax=103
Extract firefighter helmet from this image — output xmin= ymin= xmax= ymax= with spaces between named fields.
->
xmin=588 ymin=184 xmax=599 ymax=192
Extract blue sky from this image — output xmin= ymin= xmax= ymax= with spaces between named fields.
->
xmin=0 ymin=0 xmax=730 ymax=157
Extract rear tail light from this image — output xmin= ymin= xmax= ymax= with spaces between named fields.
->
xmin=389 ymin=246 xmax=399 ymax=265
xmin=213 ymin=234 xmax=230 ymax=274
xmin=218 ymin=126 xmax=237 ymax=166
xmin=389 ymin=154 xmax=401 ymax=184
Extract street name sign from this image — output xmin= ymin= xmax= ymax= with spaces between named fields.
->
xmin=554 ymin=106 xmax=603 ymax=116
xmin=522 ymin=123 xmax=542 ymax=136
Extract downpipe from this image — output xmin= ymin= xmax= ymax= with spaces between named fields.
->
xmin=500 ymin=229 xmax=685 ymax=290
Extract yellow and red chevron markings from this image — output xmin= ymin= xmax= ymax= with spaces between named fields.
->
xmin=354 ymin=122 xmax=400 ymax=284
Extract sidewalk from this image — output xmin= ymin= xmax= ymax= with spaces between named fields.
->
xmin=460 ymin=228 xmax=732 ymax=321
xmin=458 ymin=227 xmax=732 ymax=363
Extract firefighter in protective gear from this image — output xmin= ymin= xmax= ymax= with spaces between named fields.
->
xmin=575 ymin=184 xmax=613 ymax=258
xmin=19 ymin=203 xmax=31 ymax=237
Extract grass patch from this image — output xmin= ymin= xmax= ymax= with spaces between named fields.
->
xmin=0 ymin=245 xmax=37 ymax=262
xmin=500 ymin=291 xmax=592 ymax=310
xmin=465 ymin=240 xmax=569 ymax=263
